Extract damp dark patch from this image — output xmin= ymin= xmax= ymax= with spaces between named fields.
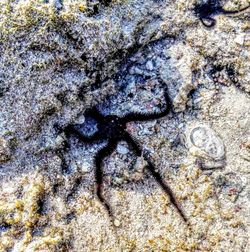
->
xmin=0 ymin=86 xmax=9 ymax=98
xmin=85 ymin=0 xmax=112 ymax=16
xmin=78 ymin=85 xmax=90 ymax=101
xmin=0 ymin=223 xmax=11 ymax=233
xmin=56 ymin=92 xmax=67 ymax=105
xmin=128 ymin=93 xmax=134 ymax=98
xmin=90 ymin=73 xmax=103 ymax=91
xmin=52 ymin=182 xmax=61 ymax=194
xmin=65 ymin=212 xmax=76 ymax=224
xmin=80 ymin=53 xmax=87 ymax=62
xmin=46 ymin=107 xmax=57 ymax=117
xmin=57 ymin=150 xmax=71 ymax=175
xmin=37 ymin=198 xmax=46 ymax=215
xmin=99 ymin=0 xmax=112 ymax=7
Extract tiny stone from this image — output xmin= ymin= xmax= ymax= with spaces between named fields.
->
xmin=117 ymin=144 xmax=129 ymax=155
xmin=146 ymin=60 xmax=154 ymax=71
xmin=75 ymin=115 xmax=85 ymax=124
xmin=114 ymin=219 xmax=120 ymax=227
xmin=81 ymin=163 xmax=89 ymax=173
xmin=133 ymin=67 xmax=144 ymax=75
xmin=134 ymin=157 xmax=147 ymax=172
xmin=75 ymin=161 xmax=90 ymax=173
xmin=55 ymin=135 xmax=65 ymax=148
xmin=234 ymin=34 xmax=244 ymax=45
xmin=132 ymin=172 xmax=143 ymax=181
xmin=113 ymin=177 xmax=124 ymax=185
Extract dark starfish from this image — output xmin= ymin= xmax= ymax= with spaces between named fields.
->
xmin=64 ymin=87 xmax=187 ymax=222
xmin=194 ymin=0 xmax=250 ymax=27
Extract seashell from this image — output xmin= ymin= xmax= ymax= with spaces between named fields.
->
xmin=185 ymin=124 xmax=225 ymax=160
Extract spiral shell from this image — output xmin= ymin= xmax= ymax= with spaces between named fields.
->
xmin=185 ymin=124 xmax=225 ymax=160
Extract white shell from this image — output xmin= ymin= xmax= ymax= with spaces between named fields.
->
xmin=185 ymin=124 xmax=225 ymax=160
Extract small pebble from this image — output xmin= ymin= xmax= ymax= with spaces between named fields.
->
xmin=75 ymin=115 xmax=85 ymax=124
xmin=117 ymin=144 xmax=129 ymax=155
xmin=114 ymin=219 xmax=121 ymax=227
xmin=234 ymin=34 xmax=244 ymax=45
xmin=131 ymin=172 xmax=143 ymax=181
xmin=81 ymin=163 xmax=89 ymax=173
xmin=55 ymin=135 xmax=65 ymax=148
xmin=134 ymin=157 xmax=147 ymax=173
xmin=113 ymin=177 xmax=124 ymax=185
xmin=146 ymin=60 xmax=154 ymax=71
xmin=74 ymin=160 xmax=90 ymax=173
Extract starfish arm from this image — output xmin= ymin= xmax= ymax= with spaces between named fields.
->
xmin=123 ymin=132 xmax=187 ymax=222
xmin=222 ymin=4 xmax=250 ymax=14
xmin=94 ymin=139 xmax=118 ymax=218
xmin=85 ymin=106 xmax=105 ymax=121
xmin=121 ymin=91 xmax=172 ymax=123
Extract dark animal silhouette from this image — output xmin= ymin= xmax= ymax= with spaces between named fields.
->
xmin=64 ymin=86 xmax=187 ymax=222
xmin=194 ymin=0 xmax=250 ymax=27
